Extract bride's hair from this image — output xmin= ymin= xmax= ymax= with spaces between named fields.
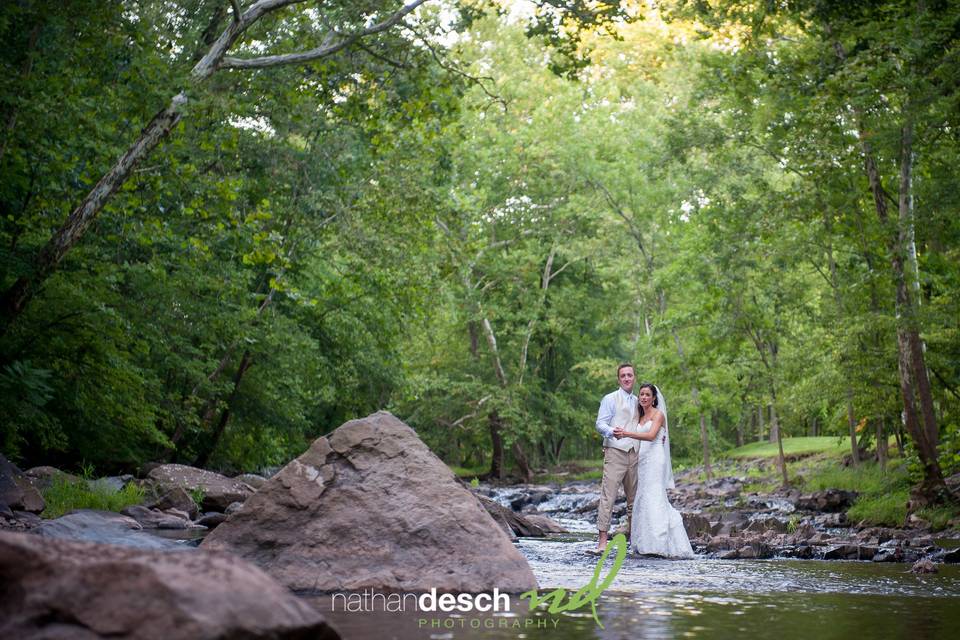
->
xmin=637 ymin=383 xmax=659 ymax=417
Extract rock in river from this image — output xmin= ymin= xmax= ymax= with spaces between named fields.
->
xmin=201 ymin=411 xmax=538 ymax=593
xmin=0 ymin=530 xmax=339 ymax=640
xmin=0 ymin=454 xmax=44 ymax=514
xmin=146 ymin=464 xmax=254 ymax=512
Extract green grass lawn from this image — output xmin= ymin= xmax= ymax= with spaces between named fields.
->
xmin=724 ymin=437 xmax=851 ymax=459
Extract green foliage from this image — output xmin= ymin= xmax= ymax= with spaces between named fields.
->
xmin=189 ymin=487 xmax=205 ymax=508
xmin=0 ymin=1 xmax=956 ymax=491
xmin=41 ymin=476 xmax=145 ymax=520
xmin=915 ymin=506 xmax=960 ymax=533
xmin=803 ymin=463 xmax=909 ymax=495
xmin=725 ymin=438 xmax=849 ymax=459
xmin=847 ymin=491 xmax=911 ymax=528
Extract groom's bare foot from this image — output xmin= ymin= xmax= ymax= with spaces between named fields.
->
xmin=595 ymin=530 xmax=609 ymax=552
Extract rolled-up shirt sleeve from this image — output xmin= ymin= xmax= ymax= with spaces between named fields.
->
xmin=595 ymin=394 xmax=615 ymax=439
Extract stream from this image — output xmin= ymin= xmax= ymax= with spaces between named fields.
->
xmin=310 ymin=493 xmax=960 ymax=639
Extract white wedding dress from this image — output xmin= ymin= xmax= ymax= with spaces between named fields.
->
xmin=630 ymin=418 xmax=695 ymax=559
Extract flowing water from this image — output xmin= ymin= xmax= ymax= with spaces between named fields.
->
xmin=309 ymin=489 xmax=960 ymax=639
xmin=311 ymin=533 xmax=960 ymax=639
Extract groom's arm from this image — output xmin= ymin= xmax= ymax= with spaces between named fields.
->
xmin=595 ymin=394 xmax=615 ymax=439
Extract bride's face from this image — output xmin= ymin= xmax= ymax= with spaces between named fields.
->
xmin=638 ymin=387 xmax=654 ymax=408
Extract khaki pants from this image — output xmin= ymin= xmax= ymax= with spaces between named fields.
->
xmin=597 ymin=446 xmax=638 ymax=532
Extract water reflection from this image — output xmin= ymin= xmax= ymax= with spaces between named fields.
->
xmin=518 ymin=537 xmax=960 ymax=597
xmin=310 ymin=590 xmax=960 ymax=640
xmin=309 ymin=537 xmax=960 ymax=639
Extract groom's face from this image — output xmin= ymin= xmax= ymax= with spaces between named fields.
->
xmin=618 ymin=367 xmax=635 ymax=393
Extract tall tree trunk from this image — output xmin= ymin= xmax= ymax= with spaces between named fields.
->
xmin=825 ymin=208 xmax=860 ymax=467
xmin=512 ymin=441 xmax=533 ymax=483
xmin=757 ymin=404 xmax=765 ymax=442
xmin=831 ymin=37 xmax=948 ymax=504
xmin=899 ymin=119 xmax=939 ymax=452
xmin=770 ymin=399 xmax=788 ymax=487
xmin=695 ymin=390 xmax=711 ymax=480
xmin=487 ymin=411 xmax=505 ymax=481
xmin=0 ymin=95 xmax=186 ymax=330
xmin=877 ymin=417 xmax=888 ymax=471
xmin=846 ymin=388 xmax=860 ymax=467
xmin=193 ymin=349 xmax=253 ymax=469
xmin=672 ymin=330 xmax=711 ymax=478
xmin=768 ymin=404 xmax=778 ymax=443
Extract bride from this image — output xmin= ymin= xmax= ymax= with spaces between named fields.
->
xmin=613 ymin=383 xmax=694 ymax=559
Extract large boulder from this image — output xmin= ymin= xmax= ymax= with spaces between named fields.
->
xmin=202 ymin=411 xmax=538 ymax=593
xmin=146 ymin=464 xmax=254 ymax=512
xmin=0 ymin=530 xmax=339 ymax=640
xmin=0 ymin=454 xmax=45 ymax=514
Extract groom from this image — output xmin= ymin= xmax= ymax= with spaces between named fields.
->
xmin=593 ymin=363 xmax=640 ymax=552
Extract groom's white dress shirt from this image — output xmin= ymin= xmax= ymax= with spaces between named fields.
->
xmin=596 ymin=388 xmax=641 ymax=453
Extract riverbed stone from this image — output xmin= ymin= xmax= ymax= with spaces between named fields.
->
xmin=813 ymin=512 xmax=849 ymax=527
xmin=37 ymin=509 xmax=185 ymax=550
xmin=745 ymin=516 xmax=788 ymax=534
xmin=682 ymin=512 xmax=712 ymax=538
xmin=88 ymin=475 xmax=135 ymax=493
xmin=23 ymin=465 xmax=81 ymax=491
xmin=196 ymin=512 xmax=228 ymax=528
xmin=0 ymin=530 xmax=339 ymax=640
xmin=234 ymin=472 xmax=269 ymax=490
xmin=201 ymin=411 xmax=538 ymax=593
xmin=121 ymin=504 xmax=192 ymax=530
xmin=146 ymin=486 xmax=199 ymax=519
xmin=522 ymin=513 xmax=568 ymax=533
xmin=0 ymin=454 xmax=45 ymax=514
xmin=796 ymin=490 xmax=858 ymax=513
xmin=910 ymin=558 xmax=938 ymax=574
xmin=476 ymin=493 xmax=549 ymax=538
xmin=146 ymin=464 xmax=254 ymax=512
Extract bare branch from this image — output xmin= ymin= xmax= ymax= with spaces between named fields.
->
xmin=192 ymin=0 xmax=311 ymax=79
xmin=354 ymin=39 xmax=409 ymax=69
xmin=449 ymin=396 xmax=492 ymax=428
xmin=219 ymin=0 xmax=429 ymax=71
xmin=405 ymin=23 xmax=506 ymax=111
xmin=589 ymin=178 xmax=652 ymax=270
xmin=545 ymin=255 xmax=583 ymax=283
xmin=229 ymin=0 xmax=242 ymax=22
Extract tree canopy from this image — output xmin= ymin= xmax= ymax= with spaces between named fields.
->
xmin=1 ymin=0 xmax=957 ymax=505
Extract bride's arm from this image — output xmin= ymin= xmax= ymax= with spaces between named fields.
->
xmin=629 ymin=413 xmax=664 ymax=441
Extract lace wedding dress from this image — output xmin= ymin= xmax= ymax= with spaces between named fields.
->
xmin=630 ymin=418 xmax=695 ymax=558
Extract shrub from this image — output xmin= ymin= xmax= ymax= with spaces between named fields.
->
xmin=42 ymin=476 xmax=145 ymax=519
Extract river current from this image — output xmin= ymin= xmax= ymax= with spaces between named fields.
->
xmin=309 ymin=514 xmax=960 ymax=639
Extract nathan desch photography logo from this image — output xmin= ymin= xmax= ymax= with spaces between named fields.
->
xmin=330 ymin=533 xmax=627 ymax=630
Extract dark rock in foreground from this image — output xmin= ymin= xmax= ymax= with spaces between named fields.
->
xmin=202 ymin=411 xmax=538 ymax=593
xmin=0 ymin=530 xmax=339 ymax=640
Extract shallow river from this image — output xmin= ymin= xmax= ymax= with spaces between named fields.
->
xmin=309 ymin=527 xmax=960 ymax=640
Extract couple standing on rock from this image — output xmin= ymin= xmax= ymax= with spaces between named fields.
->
xmin=593 ymin=363 xmax=694 ymax=558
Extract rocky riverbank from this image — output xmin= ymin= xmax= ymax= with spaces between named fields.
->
xmin=0 ymin=412 xmax=537 ymax=639
xmin=478 ymin=460 xmax=960 ymax=567
xmin=4 ymin=420 xmax=960 ymax=639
